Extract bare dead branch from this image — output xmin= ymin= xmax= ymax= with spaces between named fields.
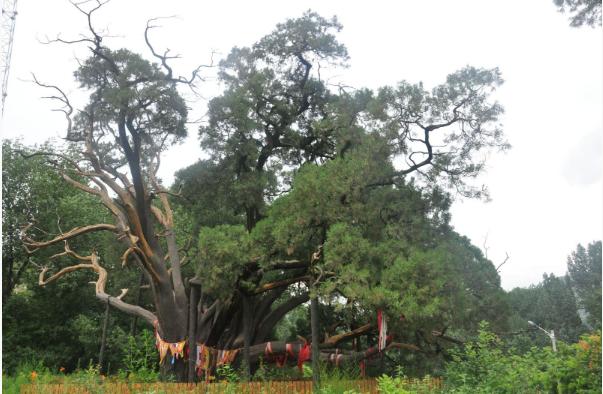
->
xmin=121 ymin=246 xmax=144 ymax=268
xmin=31 ymin=74 xmax=73 ymax=134
xmin=22 ymin=223 xmax=118 ymax=253
xmin=496 ymin=252 xmax=510 ymax=273
xmin=144 ymin=17 xmax=179 ymax=80
xmin=39 ymin=244 xmax=156 ymax=325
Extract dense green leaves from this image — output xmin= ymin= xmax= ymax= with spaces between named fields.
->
xmin=72 ymin=49 xmax=188 ymax=158
xmin=197 ymin=225 xmax=252 ymax=296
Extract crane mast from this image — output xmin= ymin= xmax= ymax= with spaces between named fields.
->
xmin=1 ymin=0 xmax=18 ymax=116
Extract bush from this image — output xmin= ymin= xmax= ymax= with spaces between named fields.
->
xmin=117 ymin=330 xmax=159 ymax=382
xmin=443 ymin=321 xmax=601 ymax=393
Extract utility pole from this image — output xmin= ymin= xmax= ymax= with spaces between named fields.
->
xmin=528 ymin=320 xmax=557 ymax=352
xmin=1 ymin=0 xmax=18 ymax=116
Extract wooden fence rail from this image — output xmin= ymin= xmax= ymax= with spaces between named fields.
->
xmin=20 ymin=378 xmax=443 ymax=393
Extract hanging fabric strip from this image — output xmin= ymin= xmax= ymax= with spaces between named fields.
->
xmin=377 ymin=310 xmax=387 ymax=352
xmin=153 ymin=323 xmax=186 ymax=365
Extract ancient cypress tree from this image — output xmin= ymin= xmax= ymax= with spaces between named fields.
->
xmin=25 ymin=2 xmax=510 ymax=381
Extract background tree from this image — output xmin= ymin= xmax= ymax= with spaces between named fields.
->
xmin=2 ymin=139 xmax=145 ymax=374
xmin=553 ymin=0 xmax=602 ymax=27
xmin=507 ymin=273 xmax=586 ymax=350
xmin=567 ymin=241 xmax=602 ymax=328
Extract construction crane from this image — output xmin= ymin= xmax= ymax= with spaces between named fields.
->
xmin=1 ymin=0 xmax=18 ymax=116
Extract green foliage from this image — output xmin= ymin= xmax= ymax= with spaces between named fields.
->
xmin=444 ymin=322 xmax=602 ymax=393
xmin=567 ymin=241 xmax=602 ymax=328
xmin=216 ymin=364 xmax=240 ymax=383
xmin=73 ymin=48 xmax=188 ymax=154
xmin=2 ymin=140 xmax=99 ymax=303
xmin=507 ymin=273 xmax=587 ymax=348
xmin=119 ymin=330 xmax=159 ymax=382
xmin=197 ymin=225 xmax=252 ymax=296
xmin=376 ymin=375 xmax=412 ymax=394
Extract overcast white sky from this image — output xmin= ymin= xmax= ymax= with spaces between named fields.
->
xmin=1 ymin=0 xmax=601 ymax=290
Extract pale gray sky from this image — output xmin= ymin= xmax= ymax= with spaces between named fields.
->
xmin=2 ymin=0 xmax=601 ymax=290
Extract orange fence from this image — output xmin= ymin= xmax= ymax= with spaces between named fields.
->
xmin=20 ymin=378 xmax=443 ymax=393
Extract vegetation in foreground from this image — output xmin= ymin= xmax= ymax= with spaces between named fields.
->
xmin=3 ymin=326 xmax=600 ymax=393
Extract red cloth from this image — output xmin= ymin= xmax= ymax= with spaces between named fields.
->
xmin=297 ymin=343 xmax=311 ymax=371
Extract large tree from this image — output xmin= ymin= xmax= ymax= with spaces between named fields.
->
xmin=25 ymin=3 xmax=509 ymax=382
xmin=181 ymin=8 xmax=509 ymax=378
xmin=21 ymin=0 xmax=205 ymax=379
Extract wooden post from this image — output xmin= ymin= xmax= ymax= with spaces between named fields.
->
xmin=98 ymin=298 xmax=110 ymax=374
xmin=243 ymin=293 xmax=252 ymax=381
xmin=129 ymin=272 xmax=145 ymax=336
xmin=187 ymin=283 xmax=199 ymax=383
xmin=310 ymin=295 xmax=320 ymax=390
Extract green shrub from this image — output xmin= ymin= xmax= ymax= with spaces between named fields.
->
xmin=117 ymin=330 xmax=159 ymax=382
xmin=443 ymin=322 xmax=602 ymax=393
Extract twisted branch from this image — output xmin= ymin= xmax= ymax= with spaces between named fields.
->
xmin=39 ymin=242 xmax=156 ymax=325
